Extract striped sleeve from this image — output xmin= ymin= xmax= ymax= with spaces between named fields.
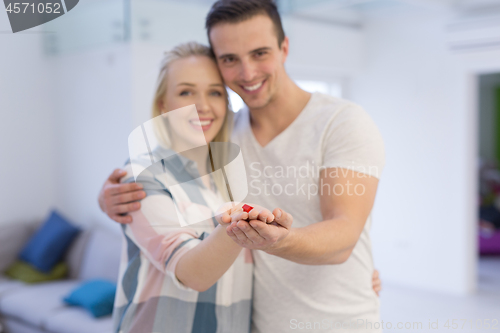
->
xmin=120 ymin=163 xmax=205 ymax=291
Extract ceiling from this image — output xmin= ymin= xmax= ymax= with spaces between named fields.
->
xmin=175 ymin=0 xmax=500 ymax=20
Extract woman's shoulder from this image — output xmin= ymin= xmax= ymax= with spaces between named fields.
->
xmin=121 ymin=146 xmax=178 ymax=184
xmin=121 ymin=158 xmax=166 ymax=188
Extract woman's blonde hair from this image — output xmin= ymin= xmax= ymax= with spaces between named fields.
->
xmin=151 ymin=41 xmax=234 ymax=201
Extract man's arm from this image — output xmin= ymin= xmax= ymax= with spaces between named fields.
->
xmin=224 ymin=167 xmax=379 ymax=265
xmin=98 ymin=169 xmax=146 ymax=223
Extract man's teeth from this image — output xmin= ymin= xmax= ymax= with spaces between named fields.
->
xmin=243 ymin=81 xmax=263 ymax=91
xmin=191 ymin=120 xmax=212 ymax=126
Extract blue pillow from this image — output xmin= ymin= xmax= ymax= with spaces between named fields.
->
xmin=64 ymin=279 xmax=117 ymax=318
xmin=19 ymin=210 xmax=80 ymax=273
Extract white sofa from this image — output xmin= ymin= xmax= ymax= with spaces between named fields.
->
xmin=0 ymin=221 xmax=122 ymax=333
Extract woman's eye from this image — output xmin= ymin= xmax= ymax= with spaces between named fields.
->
xmin=210 ymin=91 xmax=222 ymax=96
xmin=179 ymin=91 xmax=191 ymax=96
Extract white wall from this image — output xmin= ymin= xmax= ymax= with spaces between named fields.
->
xmin=283 ymin=16 xmax=364 ymax=79
xmin=130 ymin=0 xmax=211 ymax=127
xmin=1 ymin=0 xmax=134 ymax=232
xmin=350 ymin=9 xmax=500 ymax=295
xmin=19 ymin=0 xmax=133 ymax=232
xmin=0 ymin=10 xmax=56 ymax=226
xmin=51 ymin=45 xmax=133 ymax=231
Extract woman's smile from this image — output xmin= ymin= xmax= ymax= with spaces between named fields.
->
xmin=189 ymin=117 xmax=214 ymax=131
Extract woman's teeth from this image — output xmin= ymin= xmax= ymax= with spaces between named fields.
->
xmin=243 ymin=81 xmax=263 ymax=91
xmin=190 ymin=120 xmax=212 ymax=126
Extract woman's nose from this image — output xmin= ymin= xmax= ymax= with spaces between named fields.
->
xmin=195 ymin=96 xmax=211 ymax=114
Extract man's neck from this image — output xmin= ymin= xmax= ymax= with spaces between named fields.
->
xmin=248 ymin=77 xmax=311 ymax=148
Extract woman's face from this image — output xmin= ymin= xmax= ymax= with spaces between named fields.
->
xmin=160 ymin=55 xmax=227 ymax=147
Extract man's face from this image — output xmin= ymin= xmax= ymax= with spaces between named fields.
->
xmin=209 ymin=14 xmax=288 ymax=110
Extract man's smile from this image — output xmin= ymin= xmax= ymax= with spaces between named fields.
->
xmin=241 ymin=79 xmax=266 ymax=93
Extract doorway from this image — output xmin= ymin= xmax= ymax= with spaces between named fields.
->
xmin=477 ymin=72 xmax=500 ymax=295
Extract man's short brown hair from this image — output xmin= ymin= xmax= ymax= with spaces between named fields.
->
xmin=206 ymin=0 xmax=285 ymax=48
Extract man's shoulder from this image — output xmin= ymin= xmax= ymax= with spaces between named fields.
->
xmin=311 ymin=93 xmax=383 ymax=148
xmin=310 ymin=91 xmax=359 ymax=109
xmin=306 ymin=92 xmax=369 ymax=125
xmin=230 ymin=94 xmax=374 ymax=136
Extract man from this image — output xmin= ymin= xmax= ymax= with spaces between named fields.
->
xmin=100 ymin=0 xmax=385 ymax=332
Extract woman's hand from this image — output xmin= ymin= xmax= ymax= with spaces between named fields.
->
xmin=215 ymin=202 xmax=275 ymax=226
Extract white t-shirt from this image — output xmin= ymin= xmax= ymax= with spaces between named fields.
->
xmin=230 ymin=92 xmax=386 ymax=333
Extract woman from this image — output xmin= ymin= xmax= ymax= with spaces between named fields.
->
xmin=112 ymin=42 xmax=258 ymax=333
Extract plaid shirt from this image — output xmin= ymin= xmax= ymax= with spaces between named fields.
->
xmin=113 ymin=147 xmax=253 ymax=333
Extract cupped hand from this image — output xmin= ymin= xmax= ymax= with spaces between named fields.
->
xmin=224 ymin=206 xmax=293 ymax=252
xmin=215 ymin=202 xmax=275 ymax=226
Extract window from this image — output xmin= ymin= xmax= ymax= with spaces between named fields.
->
xmin=295 ymin=80 xmax=342 ymax=98
xmin=228 ymin=88 xmax=245 ymax=113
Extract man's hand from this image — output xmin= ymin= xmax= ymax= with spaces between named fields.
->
xmin=372 ymin=269 xmax=382 ymax=296
xmin=98 ymin=169 xmax=146 ymax=223
xmin=217 ymin=203 xmax=293 ymax=252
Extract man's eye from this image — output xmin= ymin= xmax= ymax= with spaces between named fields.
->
xmin=255 ymin=51 xmax=267 ymax=57
xmin=223 ymin=57 xmax=235 ymax=63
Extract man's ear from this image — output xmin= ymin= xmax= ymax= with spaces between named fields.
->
xmin=280 ymin=36 xmax=289 ymax=64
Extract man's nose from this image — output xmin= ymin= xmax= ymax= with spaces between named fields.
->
xmin=239 ymin=59 xmax=257 ymax=82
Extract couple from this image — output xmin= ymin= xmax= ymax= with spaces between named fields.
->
xmin=99 ymin=0 xmax=385 ymax=332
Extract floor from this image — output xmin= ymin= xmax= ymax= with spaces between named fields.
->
xmin=380 ymin=257 xmax=500 ymax=332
